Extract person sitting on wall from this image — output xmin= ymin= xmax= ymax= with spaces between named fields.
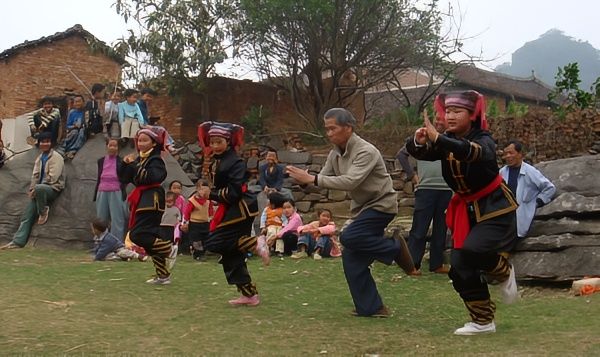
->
xmin=25 ymin=97 xmax=61 ymax=146
xmin=258 ymin=150 xmax=292 ymax=199
xmin=61 ymin=95 xmax=87 ymax=160
xmin=0 ymin=132 xmax=65 ymax=250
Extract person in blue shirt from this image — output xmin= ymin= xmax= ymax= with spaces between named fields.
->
xmin=61 ymin=95 xmax=87 ymax=159
xmin=500 ymin=140 xmax=556 ymax=238
xmin=118 ymin=89 xmax=145 ymax=144
xmin=91 ymin=218 xmax=147 ymax=261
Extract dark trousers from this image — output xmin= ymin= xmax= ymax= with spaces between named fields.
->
xmin=407 ymin=189 xmax=452 ymax=271
xmin=205 ymin=218 xmax=255 ymax=287
xmin=281 ymin=231 xmax=298 ymax=255
xmin=33 ymin=116 xmax=60 ymax=146
xmin=340 ymin=209 xmax=398 ymax=316
xmin=189 ymin=221 xmax=209 ymax=258
xmin=130 ymin=211 xmax=172 ymax=277
xmin=448 ymin=212 xmax=516 ymax=324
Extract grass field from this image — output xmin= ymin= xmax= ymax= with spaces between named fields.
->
xmin=0 ymin=248 xmax=598 ymax=356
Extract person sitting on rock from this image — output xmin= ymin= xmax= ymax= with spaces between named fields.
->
xmin=61 ymin=95 xmax=87 ymax=159
xmin=118 ymin=89 xmax=145 ymax=146
xmin=500 ymin=140 xmax=556 ymax=239
xmin=258 ymin=150 xmax=292 ymax=199
xmin=91 ymin=218 xmax=148 ymax=261
xmin=0 ymin=132 xmax=65 ymax=250
xmin=291 ymin=208 xmax=341 ymax=260
xmin=25 ymin=97 xmax=61 ymax=146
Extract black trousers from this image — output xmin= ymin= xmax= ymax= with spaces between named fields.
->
xmin=131 ymin=210 xmax=172 ymax=277
xmin=205 ymin=218 xmax=255 ymax=287
xmin=189 ymin=221 xmax=210 ymax=258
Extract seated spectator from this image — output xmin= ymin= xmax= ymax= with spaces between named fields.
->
xmin=258 ymin=150 xmax=292 ymax=199
xmin=91 ymin=218 xmax=147 ymax=261
xmin=118 ymin=89 xmax=145 ymax=145
xmin=276 ymin=199 xmax=303 ymax=255
xmin=86 ymin=83 xmax=105 ymax=136
xmin=61 ymin=95 xmax=87 ymax=159
xmin=291 ymin=208 xmax=341 ymax=260
xmin=500 ymin=140 xmax=556 ymax=238
xmin=104 ymin=90 xmax=122 ymax=139
xmin=0 ymin=132 xmax=65 ymax=250
xmin=260 ymin=191 xmax=288 ymax=257
xmin=25 ymin=97 xmax=61 ymax=146
xmin=137 ymin=88 xmax=158 ymax=126
xmin=0 ymin=139 xmax=5 ymax=169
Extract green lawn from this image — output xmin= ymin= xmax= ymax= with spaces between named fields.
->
xmin=0 ymin=249 xmax=598 ymax=356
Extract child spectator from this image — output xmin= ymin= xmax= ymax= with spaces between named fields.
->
xmin=291 ymin=208 xmax=340 ymax=260
xmin=276 ymin=199 xmax=303 ymax=255
xmin=160 ymin=191 xmax=181 ymax=245
xmin=181 ymin=179 xmax=213 ymax=260
xmin=25 ymin=97 xmax=61 ymax=146
xmin=61 ymin=95 xmax=87 ymax=159
xmin=91 ymin=218 xmax=147 ymax=261
xmin=260 ymin=191 xmax=288 ymax=257
xmin=104 ymin=91 xmax=122 ymax=139
xmin=118 ymin=89 xmax=145 ymax=145
xmin=168 ymin=180 xmax=187 ymax=212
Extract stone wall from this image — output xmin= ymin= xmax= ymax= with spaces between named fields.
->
xmin=0 ymin=36 xmax=122 ymax=119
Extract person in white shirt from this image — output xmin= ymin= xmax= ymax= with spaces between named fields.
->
xmin=500 ymin=140 xmax=556 ymax=238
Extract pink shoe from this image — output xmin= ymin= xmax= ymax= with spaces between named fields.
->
xmin=256 ymin=235 xmax=271 ymax=266
xmin=228 ymin=294 xmax=260 ymax=306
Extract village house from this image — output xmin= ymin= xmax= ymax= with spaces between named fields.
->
xmin=0 ymin=24 xmax=124 ymax=151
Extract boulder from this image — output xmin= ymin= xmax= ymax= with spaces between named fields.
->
xmin=536 ymin=192 xmax=600 ymax=218
xmin=528 ymin=217 xmax=600 ymax=237
xmin=512 ymin=247 xmax=600 ymax=281
xmin=277 ymin=150 xmax=312 ymax=165
xmin=0 ymin=135 xmax=193 ymax=249
xmin=535 ymin=155 xmax=600 ymax=197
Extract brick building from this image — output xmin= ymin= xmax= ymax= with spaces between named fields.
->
xmin=0 ymin=24 xmax=124 ymax=119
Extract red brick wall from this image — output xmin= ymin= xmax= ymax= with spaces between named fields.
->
xmin=0 ymin=36 xmax=121 ymax=118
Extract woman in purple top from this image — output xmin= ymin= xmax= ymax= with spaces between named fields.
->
xmin=93 ymin=138 xmax=128 ymax=241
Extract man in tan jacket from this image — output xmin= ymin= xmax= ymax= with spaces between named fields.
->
xmin=1 ymin=132 xmax=65 ymax=249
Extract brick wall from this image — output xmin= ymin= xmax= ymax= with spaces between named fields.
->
xmin=0 ymin=36 xmax=121 ymax=119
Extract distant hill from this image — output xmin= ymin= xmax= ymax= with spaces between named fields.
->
xmin=495 ymin=29 xmax=600 ymax=90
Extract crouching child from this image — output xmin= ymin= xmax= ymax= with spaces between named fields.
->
xmin=91 ymin=218 xmax=148 ymax=262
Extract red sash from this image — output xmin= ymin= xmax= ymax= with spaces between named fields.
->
xmin=127 ymin=183 xmax=161 ymax=228
xmin=445 ymin=175 xmax=502 ymax=249
xmin=210 ymin=184 xmax=248 ymax=232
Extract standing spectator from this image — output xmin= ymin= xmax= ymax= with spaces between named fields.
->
xmin=181 ymin=179 xmax=214 ymax=261
xmin=287 ymin=108 xmax=416 ymax=318
xmin=500 ymin=140 xmax=556 ymax=238
xmin=1 ymin=132 xmax=65 ymax=250
xmin=104 ymin=91 xmax=122 ymax=139
xmin=406 ymin=91 xmax=519 ymax=335
xmin=118 ymin=89 xmax=145 ymax=145
xmin=61 ymin=95 xmax=87 ymax=160
xmin=121 ymin=126 xmax=174 ymax=284
xmin=397 ymin=118 xmax=453 ymax=274
xmin=160 ymin=191 xmax=182 ymax=245
xmin=94 ymin=137 xmax=128 ymax=241
xmin=137 ymin=88 xmax=158 ymax=126
xmin=86 ymin=83 xmax=106 ymax=136
xmin=25 ymin=97 xmax=61 ymax=146
xmin=198 ymin=121 xmax=271 ymax=306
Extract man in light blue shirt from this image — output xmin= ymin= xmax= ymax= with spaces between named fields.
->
xmin=500 ymin=140 xmax=556 ymax=238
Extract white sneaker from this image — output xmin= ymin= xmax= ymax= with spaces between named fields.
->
xmin=146 ymin=276 xmax=171 ymax=285
xmin=454 ymin=321 xmax=496 ymax=335
xmin=313 ymin=252 xmax=322 ymax=260
xmin=499 ymin=265 xmax=519 ymax=304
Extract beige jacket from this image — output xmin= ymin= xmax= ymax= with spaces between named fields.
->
xmin=30 ymin=149 xmax=65 ymax=192
xmin=318 ymin=133 xmax=398 ymax=217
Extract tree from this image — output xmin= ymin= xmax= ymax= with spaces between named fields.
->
xmin=235 ymin=0 xmax=442 ymax=130
xmin=113 ymin=0 xmax=235 ymax=96
xmin=549 ymin=62 xmax=595 ymax=118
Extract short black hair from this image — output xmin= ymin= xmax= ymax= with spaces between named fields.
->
xmin=284 ymin=198 xmax=296 ymax=207
xmin=267 ymin=191 xmax=286 ymax=208
xmin=166 ymin=191 xmax=177 ymax=200
xmin=73 ymin=94 xmax=85 ymax=101
xmin=317 ymin=208 xmax=332 ymax=217
xmin=91 ymin=218 xmax=109 ymax=232
xmin=196 ymin=179 xmax=209 ymax=187
xmin=41 ymin=96 xmax=54 ymax=105
xmin=169 ymin=180 xmax=182 ymax=189
xmin=123 ymin=89 xmax=139 ymax=98
xmin=91 ymin=83 xmax=106 ymax=95
xmin=140 ymin=88 xmax=158 ymax=96
xmin=507 ymin=139 xmax=524 ymax=153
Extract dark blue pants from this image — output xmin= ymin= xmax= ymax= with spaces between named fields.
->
xmin=340 ymin=209 xmax=398 ymax=316
xmin=407 ymin=189 xmax=452 ymax=271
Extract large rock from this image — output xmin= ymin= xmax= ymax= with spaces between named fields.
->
xmin=0 ymin=135 xmax=193 ymax=249
xmin=514 ymin=233 xmax=600 ymax=251
xmin=277 ymin=150 xmax=312 ymax=164
xmin=512 ymin=247 xmax=600 ymax=281
xmin=535 ymin=155 xmax=600 ymax=197
xmin=536 ymin=192 xmax=600 ymax=218
xmin=528 ymin=217 xmax=600 ymax=237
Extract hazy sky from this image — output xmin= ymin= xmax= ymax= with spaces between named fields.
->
xmin=1 ymin=0 xmax=598 ymax=77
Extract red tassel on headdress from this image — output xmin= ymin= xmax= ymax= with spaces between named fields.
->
xmin=197 ymin=121 xmax=246 ymax=155
xmin=471 ymin=92 xmax=487 ymax=130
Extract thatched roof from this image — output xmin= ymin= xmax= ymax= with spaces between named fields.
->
xmin=0 ymin=24 xmax=126 ymax=65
